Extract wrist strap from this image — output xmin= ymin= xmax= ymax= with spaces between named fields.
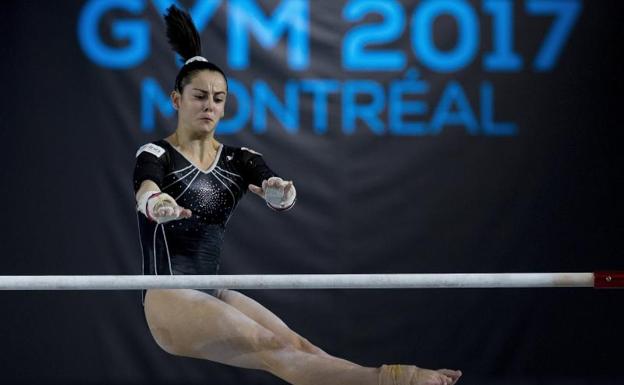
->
xmin=136 ymin=190 xmax=161 ymax=221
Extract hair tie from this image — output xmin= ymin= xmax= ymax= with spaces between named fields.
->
xmin=185 ymin=56 xmax=208 ymax=65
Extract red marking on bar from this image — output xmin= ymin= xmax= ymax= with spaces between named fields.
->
xmin=594 ymin=271 xmax=624 ymax=289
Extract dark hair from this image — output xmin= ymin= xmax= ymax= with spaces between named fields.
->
xmin=164 ymin=5 xmax=228 ymax=93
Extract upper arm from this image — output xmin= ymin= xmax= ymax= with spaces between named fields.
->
xmin=133 ymin=143 xmax=168 ymax=193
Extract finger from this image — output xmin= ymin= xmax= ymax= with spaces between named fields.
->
xmin=249 ymin=184 xmax=264 ymax=199
xmin=429 ymin=376 xmax=445 ymax=385
xmin=248 ymin=184 xmax=264 ymax=196
xmin=446 ymin=374 xmax=459 ymax=385
xmin=270 ymin=177 xmax=285 ymax=188
xmin=424 ymin=373 xmax=441 ymax=385
xmin=178 ymin=208 xmax=192 ymax=218
xmin=157 ymin=206 xmax=174 ymax=217
xmin=438 ymin=369 xmax=462 ymax=379
xmin=436 ymin=372 xmax=458 ymax=385
xmin=261 ymin=180 xmax=268 ymax=190
xmin=277 ymin=179 xmax=290 ymax=189
xmin=283 ymin=181 xmax=294 ymax=194
xmin=431 ymin=373 xmax=449 ymax=385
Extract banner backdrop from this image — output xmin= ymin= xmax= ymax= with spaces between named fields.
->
xmin=0 ymin=1 xmax=622 ymax=384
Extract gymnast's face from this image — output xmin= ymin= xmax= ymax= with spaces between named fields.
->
xmin=172 ymin=70 xmax=227 ymax=136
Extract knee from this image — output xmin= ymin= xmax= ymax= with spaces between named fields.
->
xmin=249 ymin=329 xmax=290 ymax=353
xmin=283 ymin=334 xmax=325 ymax=356
xmin=248 ymin=331 xmax=315 ymax=360
xmin=297 ymin=337 xmax=326 ymax=355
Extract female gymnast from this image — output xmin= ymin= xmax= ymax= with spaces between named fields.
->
xmin=134 ymin=6 xmax=462 ymax=385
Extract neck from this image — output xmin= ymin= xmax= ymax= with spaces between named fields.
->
xmin=170 ymin=126 xmax=219 ymax=163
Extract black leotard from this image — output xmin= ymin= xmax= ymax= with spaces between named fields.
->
xmin=134 ymin=139 xmax=281 ymax=280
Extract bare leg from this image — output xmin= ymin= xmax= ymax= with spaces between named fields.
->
xmin=219 ymin=289 xmax=389 ymax=372
xmin=218 ymin=289 xmax=333 ymax=357
xmin=144 ymin=289 xmax=379 ymax=385
xmin=219 ymin=290 xmax=461 ymax=385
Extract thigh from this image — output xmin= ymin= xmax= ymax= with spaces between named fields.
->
xmin=219 ymin=289 xmax=328 ymax=355
xmin=144 ymin=289 xmax=282 ymax=370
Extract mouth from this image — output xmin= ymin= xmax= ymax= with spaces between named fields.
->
xmin=199 ymin=117 xmax=214 ymax=122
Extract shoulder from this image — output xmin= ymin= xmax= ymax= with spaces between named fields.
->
xmin=228 ymin=146 xmax=263 ymax=161
xmin=240 ymin=147 xmax=263 ymax=156
xmin=220 ymin=145 xmax=263 ymax=161
xmin=135 ymin=140 xmax=170 ymax=159
xmin=220 ymin=145 xmax=270 ymax=179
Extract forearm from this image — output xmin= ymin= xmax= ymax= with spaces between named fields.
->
xmin=135 ymin=180 xmax=163 ymax=220
xmin=135 ymin=180 xmax=161 ymax=204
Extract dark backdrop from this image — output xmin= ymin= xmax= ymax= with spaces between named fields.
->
xmin=0 ymin=1 xmax=622 ymax=384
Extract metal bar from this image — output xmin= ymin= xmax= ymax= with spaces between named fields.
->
xmin=0 ymin=273 xmax=598 ymax=290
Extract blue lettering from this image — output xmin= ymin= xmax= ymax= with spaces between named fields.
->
xmin=342 ymin=0 xmax=406 ymax=71
xmin=300 ymin=80 xmax=340 ymax=134
xmin=480 ymin=81 xmax=516 ymax=135
xmin=526 ymin=0 xmax=582 ymax=71
xmin=141 ymin=77 xmax=174 ymax=132
xmin=411 ymin=0 xmax=479 ymax=72
xmin=342 ymin=80 xmax=385 ymax=135
xmin=228 ymin=0 xmax=309 ymax=70
xmin=483 ymin=0 xmax=523 ymax=72
xmin=253 ymin=80 xmax=299 ymax=133
xmin=388 ymin=69 xmax=429 ymax=135
xmin=217 ymin=78 xmax=251 ymax=135
xmin=78 ymin=0 xmax=149 ymax=69
xmin=430 ymin=81 xmax=478 ymax=134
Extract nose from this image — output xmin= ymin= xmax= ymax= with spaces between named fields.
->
xmin=203 ymin=98 xmax=214 ymax=112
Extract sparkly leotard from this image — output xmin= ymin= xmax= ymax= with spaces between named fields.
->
xmin=133 ymin=139 xmax=281 ymax=281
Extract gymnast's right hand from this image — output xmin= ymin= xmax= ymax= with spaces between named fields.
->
xmin=137 ymin=190 xmax=192 ymax=223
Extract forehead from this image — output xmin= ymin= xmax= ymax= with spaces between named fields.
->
xmin=189 ymin=71 xmax=227 ymax=92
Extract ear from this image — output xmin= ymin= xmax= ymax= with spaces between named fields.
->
xmin=170 ymin=91 xmax=180 ymax=111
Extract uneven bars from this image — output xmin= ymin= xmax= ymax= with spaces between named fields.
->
xmin=0 ymin=272 xmax=621 ymax=290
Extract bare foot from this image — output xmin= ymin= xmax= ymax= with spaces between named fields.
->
xmin=379 ymin=364 xmax=462 ymax=385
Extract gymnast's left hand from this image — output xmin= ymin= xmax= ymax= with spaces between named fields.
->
xmin=248 ymin=177 xmax=296 ymax=209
